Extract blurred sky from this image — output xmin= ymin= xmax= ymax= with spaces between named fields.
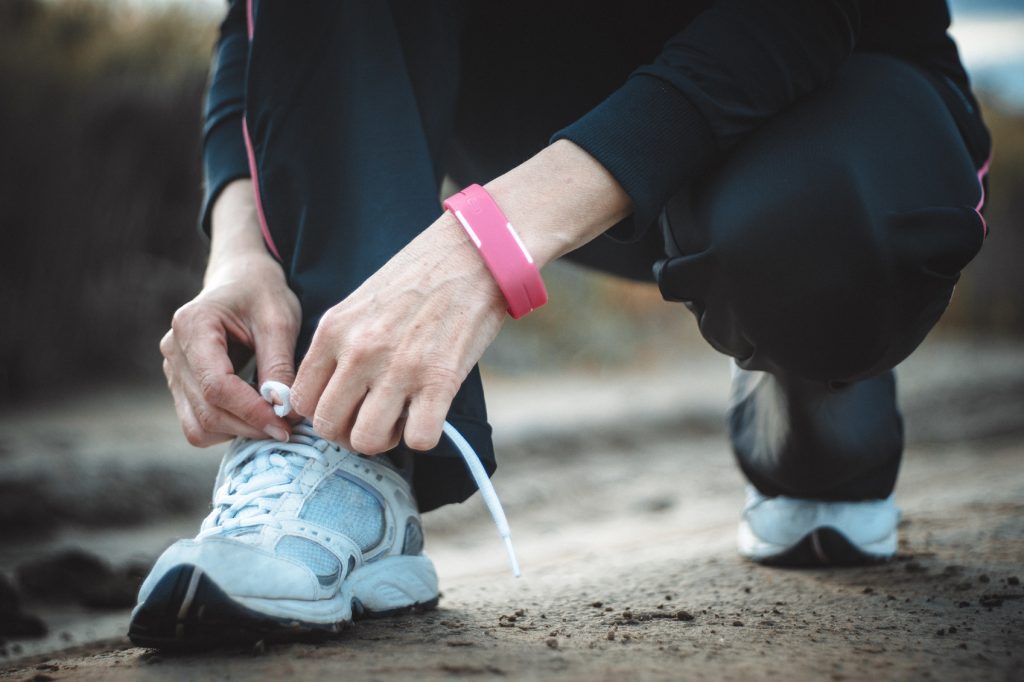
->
xmin=947 ymin=0 xmax=1024 ymax=109
xmin=111 ymin=0 xmax=1024 ymax=110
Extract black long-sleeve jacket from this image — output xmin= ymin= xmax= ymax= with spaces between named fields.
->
xmin=201 ymin=0 xmax=986 ymax=241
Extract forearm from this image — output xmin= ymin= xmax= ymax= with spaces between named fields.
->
xmin=483 ymin=139 xmax=632 ymax=269
xmin=205 ymin=179 xmax=282 ymax=287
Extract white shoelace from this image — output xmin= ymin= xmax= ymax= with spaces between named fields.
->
xmin=233 ymin=381 xmax=520 ymax=577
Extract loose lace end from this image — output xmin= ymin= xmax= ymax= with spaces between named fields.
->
xmin=257 ymin=382 xmax=521 ymax=577
xmin=441 ymin=421 xmax=520 ymax=577
xmin=503 ymin=535 xmax=521 ymax=578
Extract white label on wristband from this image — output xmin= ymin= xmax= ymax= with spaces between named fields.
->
xmin=453 ymin=210 xmax=482 ymax=248
xmin=505 ymin=222 xmax=534 ymax=264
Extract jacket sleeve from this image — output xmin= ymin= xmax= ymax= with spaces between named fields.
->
xmin=552 ymin=0 xmax=864 ymax=240
xmin=198 ymin=0 xmax=251 ymax=236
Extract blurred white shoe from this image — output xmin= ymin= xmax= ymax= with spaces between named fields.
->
xmin=128 ymin=423 xmax=436 ymax=649
xmin=738 ymin=485 xmax=899 ymax=566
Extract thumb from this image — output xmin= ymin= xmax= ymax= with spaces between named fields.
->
xmin=254 ymin=317 xmax=298 ymax=389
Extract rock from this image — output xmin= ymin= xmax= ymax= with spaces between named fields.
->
xmin=0 ymin=574 xmax=47 ymax=639
xmin=15 ymin=550 xmax=145 ymax=609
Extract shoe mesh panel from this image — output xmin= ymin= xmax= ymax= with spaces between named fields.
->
xmin=276 ymin=536 xmax=339 ymax=576
xmin=298 ymin=472 xmax=385 ymax=552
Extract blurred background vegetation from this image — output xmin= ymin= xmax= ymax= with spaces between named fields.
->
xmin=1 ymin=0 xmax=1021 ymax=401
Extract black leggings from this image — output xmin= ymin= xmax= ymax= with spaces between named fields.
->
xmin=259 ymin=5 xmax=989 ymax=508
xmin=565 ymin=54 xmax=987 ymax=500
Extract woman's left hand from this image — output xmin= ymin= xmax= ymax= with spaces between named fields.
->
xmin=291 ymin=140 xmax=632 ymax=454
xmin=290 ymin=211 xmax=507 ymax=454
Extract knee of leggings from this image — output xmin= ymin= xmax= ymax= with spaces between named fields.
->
xmin=709 ymin=185 xmax=896 ymax=383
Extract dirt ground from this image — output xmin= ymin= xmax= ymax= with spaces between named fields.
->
xmin=1 ymin=337 xmax=1022 ymax=681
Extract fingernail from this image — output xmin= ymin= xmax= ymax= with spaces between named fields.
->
xmin=265 ymin=425 xmax=290 ymax=442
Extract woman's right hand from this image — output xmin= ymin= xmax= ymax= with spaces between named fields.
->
xmin=161 ymin=179 xmax=301 ymax=447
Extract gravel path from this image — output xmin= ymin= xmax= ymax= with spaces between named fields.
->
xmin=1 ymin=336 xmax=1022 ymax=680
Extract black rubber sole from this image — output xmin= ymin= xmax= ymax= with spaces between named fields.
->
xmin=127 ymin=564 xmax=439 ymax=651
xmin=754 ymin=527 xmax=893 ymax=568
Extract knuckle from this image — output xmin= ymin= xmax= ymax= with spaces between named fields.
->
xmin=313 ymin=415 xmax=341 ymax=442
xmin=195 ymin=405 xmax=218 ymax=430
xmin=261 ymin=317 xmax=297 ymax=338
xmin=419 ymin=366 xmax=461 ymax=398
xmin=339 ymin=343 xmax=369 ymax=366
xmin=159 ymin=331 xmax=175 ymax=357
xmin=170 ymin=304 xmax=195 ymax=331
xmin=198 ymin=373 xmax=225 ymax=403
xmin=261 ymin=358 xmax=295 ymax=380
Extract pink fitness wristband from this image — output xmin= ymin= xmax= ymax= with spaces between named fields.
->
xmin=443 ymin=184 xmax=548 ymax=319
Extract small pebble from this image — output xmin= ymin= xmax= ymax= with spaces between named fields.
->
xmin=546 ymin=638 xmax=558 ymax=650
xmin=675 ymin=611 xmax=695 ymax=622
xmin=732 ymin=620 xmax=744 ymax=627
xmin=979 ymin=575 xmax=991 ymax=584
xmin=1008 ymin=576 xmax=1020 ymax=586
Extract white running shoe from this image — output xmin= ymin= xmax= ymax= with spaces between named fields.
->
xmin=128 ymin=423 xmax=438 ymax=649
xmin=737 ymin=486 xmax=899 ymax=566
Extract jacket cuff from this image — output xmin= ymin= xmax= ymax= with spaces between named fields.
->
xmin=552 ymin=74 xmax=716 ymax=242
xmin=199 ymin=116 xmax=251 ymax=237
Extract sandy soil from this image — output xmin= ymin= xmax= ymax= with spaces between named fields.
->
xmin=1 ymin=338 xmax=1023 ymax=681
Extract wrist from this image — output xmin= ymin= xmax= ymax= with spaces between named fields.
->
xmin=443 ymin=185 xmax=548 ymax=319
xmin=429 ymin=211 xmax=507 ymax=312
xmin=483 ymin=139 xmax=631 ymax=268
xmin=204 ymin=249 xmax=286 ymax=290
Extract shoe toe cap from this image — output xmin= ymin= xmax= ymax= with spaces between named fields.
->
xmin=136 ymin=537 xmax=321 ymax=605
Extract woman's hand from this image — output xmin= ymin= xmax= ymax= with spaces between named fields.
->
xmin=161 ymin=179 xmax=301 ymax=447
xmin=290 ymin=212 xmax=507 ymax=454
xmin=290 ymin=140 xmax=631 ymax=455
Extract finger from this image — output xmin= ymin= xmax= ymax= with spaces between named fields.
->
xmin=254 ymin=314 xmax=298 ymax=389
xmin=164 ymin=351 xmax=234 ymax=447
xmin=174 ymin=383 xmax=234 ymax=447
xmin=177 ymin=361 xmax=280 ymax=442
xmin=403 ymin=390 xmax=452 ymax=452
xmin=177 ymin=318 xmax=290 ymax=438
xmin=349 ymin=385 xmax=406 ymax=455
xmin=291 ymin=332 xmax=337 ymax=419
xmin=311 ymin=371 xmax=368 ymax=448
